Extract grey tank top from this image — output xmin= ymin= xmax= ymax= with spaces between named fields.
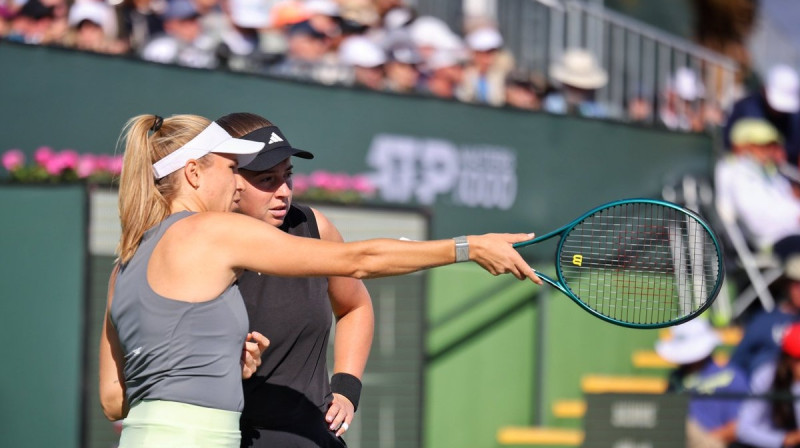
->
xmin=111 ymin=211 xmax=249 ymax=412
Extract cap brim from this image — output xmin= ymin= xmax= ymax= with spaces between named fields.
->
xmin=152 ymin=122 xmax=265 ymax=179
xmin=242 ymin=147 xmax=314 ymax=172
xmin=211 ymin=136 xmax=266 ymax=168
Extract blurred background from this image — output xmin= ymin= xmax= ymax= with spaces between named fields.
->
xmin=2 ymin=0 xmax=800 ymax=447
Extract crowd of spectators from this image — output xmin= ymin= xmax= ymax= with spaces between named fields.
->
xmin=0 ymin=0 xmax=734 ymax=128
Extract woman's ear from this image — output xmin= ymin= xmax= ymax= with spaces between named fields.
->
xmin=184 ymin=159 xmax=200 ymax=189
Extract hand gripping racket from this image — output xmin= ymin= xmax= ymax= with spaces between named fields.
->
xmin=514 ymin=198 xmax=724 ymax=329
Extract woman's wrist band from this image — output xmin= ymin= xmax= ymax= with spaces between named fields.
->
xmin=453 ymin=236 xmax=469 ymax=262
xmin=331 ymin=372 xmax=362 ymax=412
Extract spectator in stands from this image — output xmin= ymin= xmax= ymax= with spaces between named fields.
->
xmin=627 ymin=89 xmax=654 ymax=124
xmin=118 ymin=0 xmax=164 ymax=52
xmin=383 ymin=43 xmax=422 ymax=94
xmin=215 ymin=0 xmax=270 ymax=71
xmin=337 ymin=0 xmax=379 ymax=34
xmin=503 ymin=70 xmax=541 ymax=111
xmin=729 ymin=255 xmax=800 ymax=379
xmin=63 ymin=1 xmax=126 ymax=54
xmin=378 ymin=4 xmax=415 ymax=46
xmin=407 ymin=15 xmax=464 ymax=74
xmin=544 ymin=47 xmax=609 ymax=118
xmin=715 ymin=118 xmax=800 ymax=263
xmin=140 ymin=0 xmax=218 ymax=69
xmin=737 ymin=318 xmax=800 ymax=447
xmin=266 ymin=20 xmax=343 ymax=84
xmin=338 ymin=34 xmax=386 ymax=91
xmin=0 ymin=7 xmax=10 ymax=36
xmin=656 ymin=318 xmax=749 ymax=448
xmin=7 ymin=0 xmax=56 ymax=44
xmin=305 ymin=0 xmax=342 ymax=41
xmin=659 ymin=67 xmax=706 ymax=132
xmin=724 ymin=65 xmax=800 ymax=165
xmin=459 ymin=26 xmax=509 ymax=107
xmin=420 ymin=49 xmax=466 ymax=101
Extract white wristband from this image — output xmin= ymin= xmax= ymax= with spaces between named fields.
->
xmin=453 ymin=236 xmax=469 ymax=263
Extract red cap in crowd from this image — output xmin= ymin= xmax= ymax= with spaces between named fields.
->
xmin=782 ymin=323 xmax=800 ymax=358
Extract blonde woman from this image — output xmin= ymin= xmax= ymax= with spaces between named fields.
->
xmin=98 ymin=114 xmax=541 ymax=447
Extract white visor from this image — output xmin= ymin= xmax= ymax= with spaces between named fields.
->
xmin=152 ymin=122 xmax=265 ymax=179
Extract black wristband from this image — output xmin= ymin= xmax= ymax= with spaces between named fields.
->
xmin=330 ymin=373 xmax=362 ymax=412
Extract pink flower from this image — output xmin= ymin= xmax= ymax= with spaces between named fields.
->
xmin=326 ymin=173 xmax=350 ymax=192
xmin=94 ymin=154 xmax=111 ymax=172
xmin=76 ymin=154 xmax=97 ymax=178
xmin=292 ymin=173 xmax=309 ymax=193
xmin=309 ymin=170 xmax=334 ymax=189
xmin=107 ymin=155 xmax=123 ymax=175
xmin=34 ymin=146 xmax=54 ymax=166
xmin=58 ymin=149 xmax=80 ymax=170
xmin=2 ymin=149 xmax=25 ymax=171
xmin=350 ymin=174 xmax=376 ymax=195
xmin=44 ymin=155 xmax=66 ymax=175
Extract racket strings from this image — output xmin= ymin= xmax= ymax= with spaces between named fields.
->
xmin=558 ymin=202 xmax=721 ymax=325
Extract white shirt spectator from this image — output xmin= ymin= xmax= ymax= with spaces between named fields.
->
xmin=715 ymin=154 xmax=800 ymax=250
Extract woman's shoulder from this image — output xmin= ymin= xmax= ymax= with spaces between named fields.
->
xmin=170 ymin=211 xmax=264 ymax=236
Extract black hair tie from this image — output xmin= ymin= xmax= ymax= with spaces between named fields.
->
xmin=150 ymin=115 xmax=164 ymax=133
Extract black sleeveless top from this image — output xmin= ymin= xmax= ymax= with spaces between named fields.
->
xmin=239 ymin=204 xmax=344 ymax=447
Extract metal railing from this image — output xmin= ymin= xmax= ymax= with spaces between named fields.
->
xmin=497 ymin=0 xmax=739 ymax=122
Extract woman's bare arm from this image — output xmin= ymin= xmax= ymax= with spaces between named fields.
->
xmin=98 ymin=265 xmax=129 ymax=421
xmin=202 ymin=212 xmax=542 ymax=283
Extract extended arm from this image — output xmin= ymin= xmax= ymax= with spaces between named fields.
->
xmin=208 ymin=212 xmax=542 ymax=283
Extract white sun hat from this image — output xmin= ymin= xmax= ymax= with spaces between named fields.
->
xmin=765 ymin=64 xmax=800 ymax=113
xmin=229 ymin=0 xmax=272 ymax=29
xmin=549 ymin=48 xmax=608 ymax=90
xmin=655 ymin=318 xmax=720 ymax=365
xmin=465 ymin=27 xmax=503 ymax=52
xmin=68 ymin=1 xmax=117 ymax=37
xmin=338 ymin=36 xmax=387 ymax=68
xmin=152 ymin=122 xmax=265 ymax=179
xmin=409 ymin=16 xmax=456 ymax=49
xmin=673 ymin=67 xmax=705 ymax=101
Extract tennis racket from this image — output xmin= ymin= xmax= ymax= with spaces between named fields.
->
xmin=515 ymin=198 xmax=724 ymax=329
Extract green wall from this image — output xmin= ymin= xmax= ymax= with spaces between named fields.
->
xmin=426 ymin=264 xmax=540 ymax=447
xmin=0 ymin=42 xmax=712 ymax=241
xmin=0 ymin=185 xmax=86 ymax=448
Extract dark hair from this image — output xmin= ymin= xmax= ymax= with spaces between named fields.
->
xmin=215 ymin=112 xmax=274 ymax=139
xmin=18 ymin=0 xmax=54 ymax=20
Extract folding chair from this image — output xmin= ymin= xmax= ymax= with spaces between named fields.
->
xmin=662 ymin=174 xmax=732 ymax=321
xmin=714 ymin=195 xmax=783 ymax=318
xmin=710 ymin=159 xmax=785 ymax=319
xmin=662 ymin=173 xmax=782 ymax=322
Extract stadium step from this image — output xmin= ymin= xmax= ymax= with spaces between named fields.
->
xmin=717 ymin=326 xmax=743 ymax=346
xmin=631 ymin=349 xmax=730 ymax=369
xmin=552 ymin=399 xmax=586 ymax=419
xmin=580 ymin=374 xmax=667 ymax=394
xmin=497 ymin=426 xmax=584 ymax=446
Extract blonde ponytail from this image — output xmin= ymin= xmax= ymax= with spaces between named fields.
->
xmin=116 ymin=114 xmax=210 ymax=263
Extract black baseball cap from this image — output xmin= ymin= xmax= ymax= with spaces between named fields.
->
xmin=239 ymin=125 xmax=314 ymax=172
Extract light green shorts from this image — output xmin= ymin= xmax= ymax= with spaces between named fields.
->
xmin=119 ymin=400 xmax=241 ymax=448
